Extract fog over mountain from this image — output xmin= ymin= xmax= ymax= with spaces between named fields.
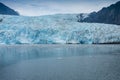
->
xmin=0 ymin=0 xmax=119 ymax=16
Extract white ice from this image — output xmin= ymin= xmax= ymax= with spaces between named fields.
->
xmin=0 ymin=14 xmax=120 ymax=44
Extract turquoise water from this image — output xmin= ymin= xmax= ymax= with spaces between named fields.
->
xmin=0 ymin=45 xmax=120 ymax=80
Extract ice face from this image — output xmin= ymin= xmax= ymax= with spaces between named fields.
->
xmin=0 ymin=14 xmax=120 ymax=44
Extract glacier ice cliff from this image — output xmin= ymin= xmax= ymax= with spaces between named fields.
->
xmin=0 ymin=14 xmax=120 ymax=44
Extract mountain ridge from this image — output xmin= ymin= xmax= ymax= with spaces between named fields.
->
xmin=0 ymin=2 xmax=19 ymax=15
xmin=80 ymin=1 xmax=120 ymax=25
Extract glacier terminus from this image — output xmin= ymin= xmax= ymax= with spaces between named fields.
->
xmin=0 ymin=14 xmax=120 ymax=44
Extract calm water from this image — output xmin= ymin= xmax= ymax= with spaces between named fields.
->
xmin=0 ymin=45 xmax=120 ymax=80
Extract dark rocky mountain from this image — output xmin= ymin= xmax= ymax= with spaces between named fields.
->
xmin=80 ymin=1 xmax=120 ymax=25
xmin=0 ymin=2 xmax=19 ymax=15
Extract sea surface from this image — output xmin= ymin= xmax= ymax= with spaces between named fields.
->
xmin=0 ymin=44 xmax=120 ymax=80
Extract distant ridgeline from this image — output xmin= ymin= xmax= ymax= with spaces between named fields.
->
xmin=0 ymin=2 xmax=19 ymax=15
xmin=78 ymin=1 xmax=120 ymax=25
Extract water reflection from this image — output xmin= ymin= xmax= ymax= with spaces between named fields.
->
xmin=0 ymin=45 xmax=120 ymax=68
xmin=0 ymin=45 xmax=120 ymax=80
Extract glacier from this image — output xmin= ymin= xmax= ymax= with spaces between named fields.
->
xmin=0 ymin=14 xmax=120 ymax=44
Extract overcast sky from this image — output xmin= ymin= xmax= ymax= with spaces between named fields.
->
xmin=0 ymin=0 xmax=119 ymax=16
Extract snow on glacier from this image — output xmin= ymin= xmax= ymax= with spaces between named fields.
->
xmin=0 ymin=14 xmax=120 ymax=44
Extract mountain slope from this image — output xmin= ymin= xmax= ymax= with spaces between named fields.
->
xmin=82 ymin=1 xmax=120 ymax=25
xmin=0 ymin=2 xmax=19 ymax=15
